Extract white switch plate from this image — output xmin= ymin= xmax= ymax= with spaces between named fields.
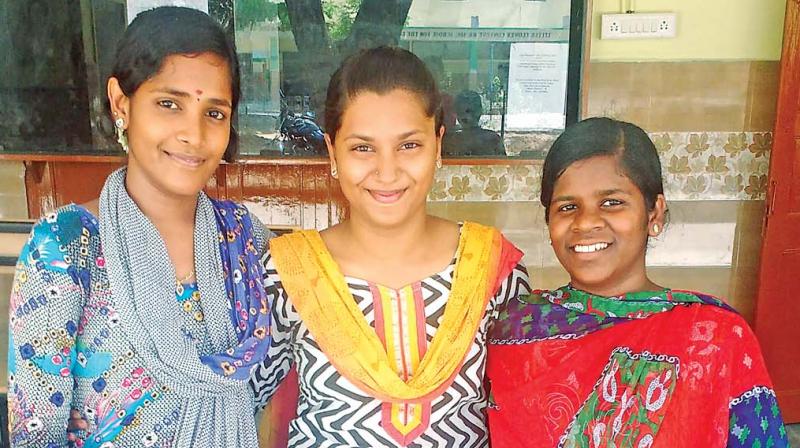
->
xmin=601 ymin=12 xmax=677 ymax=39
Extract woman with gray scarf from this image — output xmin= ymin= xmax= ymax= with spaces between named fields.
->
xmin=8 ymin=7 xmax=271 ymax=447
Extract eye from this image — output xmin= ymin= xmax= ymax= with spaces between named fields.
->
xmin=208 ymin=110 xmax=227 ymax=121
xmin=158 ymin=99 xmax=179 ymax=110
xmin=400 ymin=142 xmax=420 ymax=151
xmin=352 ymin=145 xmax=373 ymax=153
xmin=557 ymin=203 xmax=576 ymax=212
xmin=601 ymin=199 xmax=624 ymax=207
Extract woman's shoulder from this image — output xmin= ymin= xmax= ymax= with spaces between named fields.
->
xmin=17 ymin=204 xmax=100 ymax=275
xmin=670 ymin=289 xmax=752 ymax=337
xmin=27 ymin=204 xmax=99 ymax=245
xmin=211 ymin=199 xmax=274 ymax=252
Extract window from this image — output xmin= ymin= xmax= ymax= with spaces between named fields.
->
xmin=0 ymin=0 xmax=584 ymax=159
xmin=235 ymin=0 xmax=584 ymax=159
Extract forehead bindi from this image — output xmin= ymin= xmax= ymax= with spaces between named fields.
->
xmin=148 ymin=54 xmax=231 ymax=97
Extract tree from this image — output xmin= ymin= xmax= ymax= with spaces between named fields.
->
xmin=235 ymin=0 xmax=290 ymax=31
xmin=282 ymin=0 xmax=412 ymax=124
xmin=230 ymin=0 xmax=412 ymax=126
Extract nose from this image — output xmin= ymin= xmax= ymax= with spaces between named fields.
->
xmin=175 ymin=115 xmax=204 ymax=148
xmin=374 ymin=149 xmax=400 ymax=184
xmin=572 ymin=207 xmax=605 ymax=233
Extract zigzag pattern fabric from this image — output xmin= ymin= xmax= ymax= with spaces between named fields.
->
xmin=250 ymin=252 xmax=531 ymax=447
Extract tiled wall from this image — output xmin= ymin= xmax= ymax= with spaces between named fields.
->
xmin=425 ymin=60 xmax=780 ymax=319
xmin=586 ymin=60 xmax=776 ymax=317
xmin=0 ymin=161 xmax=27 ymax=220
xmin=430 ymin=131 xmax=771 ymax=202
xmin=585 ymin=61 xmax=780 ymax=132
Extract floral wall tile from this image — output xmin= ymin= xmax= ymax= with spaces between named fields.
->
xmin=429 ymin=131 xmax=772 ymax=202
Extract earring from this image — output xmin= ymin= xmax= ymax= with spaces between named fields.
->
xmin=653 ymin=224 xmax=660 ymax=234
xmin=114 ymin=118 xmax=128 ymax=153
xmin=330 ymin=166 xmax=338 ymax=178
xmin=436 ymin=158 xmax=442 ymax=169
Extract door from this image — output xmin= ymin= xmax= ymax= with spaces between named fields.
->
xmin=754 ymin=0 xmax=800 ymax=424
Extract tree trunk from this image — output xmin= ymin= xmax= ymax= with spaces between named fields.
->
xmin=282 ymin=0 xmax=413 ymax=129
xmin=342 ymin=0 xmax=412 ymax=54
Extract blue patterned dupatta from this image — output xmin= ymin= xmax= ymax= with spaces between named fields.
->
xmin=201 ymin=199 xmax=272 ymax=380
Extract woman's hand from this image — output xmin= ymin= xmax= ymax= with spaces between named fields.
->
xmin=67 ymin=409 xmax=88 ymax=441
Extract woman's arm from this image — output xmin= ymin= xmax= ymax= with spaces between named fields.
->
xmin=8 ymin=214 xmax=86 ymax=446
xmin=249 ymin=250 xmax=296 ymax=411
xmin=725 ymin=316 xmax=789 ymax=448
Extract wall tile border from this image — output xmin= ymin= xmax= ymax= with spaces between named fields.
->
xmin=430 ymin=131 xmax=771 ymax=202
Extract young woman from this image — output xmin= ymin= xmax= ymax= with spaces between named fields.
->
xmin=249 ymin=46 xmax=530 ymax=447
xmin=486 ymin=117 xmax=788 ymax=447
xmin=8 ymin=7 xmax=271 ymax=447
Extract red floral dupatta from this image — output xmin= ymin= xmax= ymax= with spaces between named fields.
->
xmin=486 ymin=286 xmax=789 ymax=448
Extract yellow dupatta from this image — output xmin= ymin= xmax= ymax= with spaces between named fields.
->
xmin=269 ymin=221 xmax=504 ymax=403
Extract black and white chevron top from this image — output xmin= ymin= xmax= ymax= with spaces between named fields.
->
xmin=250 ymin=248 xmax=531 ymax=448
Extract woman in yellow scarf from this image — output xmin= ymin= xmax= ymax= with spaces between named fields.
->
xmin=250 ymin=46 xmax=530 ymax=447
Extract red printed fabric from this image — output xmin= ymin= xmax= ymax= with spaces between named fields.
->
xmin=487 ymin=288 xmax=788 ymax=448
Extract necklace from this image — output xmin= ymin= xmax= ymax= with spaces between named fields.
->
xmin=175 ymin=270 xmax=195 ymax=296
xmin=177 ymin=270 xmax=195 ymax=284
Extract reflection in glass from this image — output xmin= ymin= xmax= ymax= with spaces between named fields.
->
xmin=234 ymin=0 xmax=575 ymax=158
xmin=0 ymin=0 xmax=577 ymax=158
xmin=443 ymin=90 xmax=505 ymax=157
xmin=0 ymin=1 xmax=126 ymax=153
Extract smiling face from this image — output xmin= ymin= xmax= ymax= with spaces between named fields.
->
xmin=109 ymin=52 xmax=233 ymax=199
xmin=547 ymin=155 xmax=666 ymax=296
xmin=326 ymin=89 xmax=443 ymax=229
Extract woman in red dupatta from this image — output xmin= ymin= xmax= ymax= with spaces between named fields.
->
xmin=487 ymin=118 xmax=789 ymax=448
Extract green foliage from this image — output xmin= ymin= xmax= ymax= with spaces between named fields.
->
xmin=322 ymin=0 xmax=361 ymax=41
xmin=236 ymin=0 xmax=290 ymax=30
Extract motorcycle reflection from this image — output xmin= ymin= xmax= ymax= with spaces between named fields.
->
xmin=275 ymin=94 xmax=326 ymax=156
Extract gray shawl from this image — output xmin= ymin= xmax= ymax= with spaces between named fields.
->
xmin=98 ymin=168 xmax=258 ymax=447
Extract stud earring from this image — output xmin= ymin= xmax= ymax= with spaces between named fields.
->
xmin=653 ymin=224 xmax=660 ymax=234
xmin=436 ymin=158 xmax=442 ymax=169
xmin=330 ymin=166 xmax=338 ymax=178
xmin=114 ymin=118 xmax=128 ymax=153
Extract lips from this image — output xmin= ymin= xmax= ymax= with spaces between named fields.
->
xmin=368 ymin=189 xmax=406 ymax=204
xmin=164 ymin=150 xmax=205 ymax=168
xmin=571 ymin=242 xmax=611 ymax=253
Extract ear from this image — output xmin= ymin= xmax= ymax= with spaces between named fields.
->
xmin=647 ymin=194 xmax=667 ymax=237
xmin=107 ymin=77 xmax=130 ymax=125
xmin=324 ymin=133 xmax=337 ymax=174
xmin=436 ymin=125 xmax=445 ymax=161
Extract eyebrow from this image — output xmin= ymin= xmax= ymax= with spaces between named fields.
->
xmin=343 ymin=129 xmax=424 ymax=142
xmin=598 ymin=188 xmax=629 ymax=196
xmin=153 ymin=88 xmax=232 ymax=108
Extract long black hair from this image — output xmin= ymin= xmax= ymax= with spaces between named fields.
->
xmin=110 ymin=6 xmax=240 ymax=159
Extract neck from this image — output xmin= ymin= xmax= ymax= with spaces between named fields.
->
xmin=343 ymin=210 xmax=430 ymax=261
xmin=571 ymin=265 xmax=660 ymax=298
xmin=124 ymin=167 xmax=197 ymax=227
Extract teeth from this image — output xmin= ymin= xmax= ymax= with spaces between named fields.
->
xmin=574 ymin=243 xmax=609 ymax=253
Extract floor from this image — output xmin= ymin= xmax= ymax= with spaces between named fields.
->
xmin=788 ymin=424 xmax=799 ymax=445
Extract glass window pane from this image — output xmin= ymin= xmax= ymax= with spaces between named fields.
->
xmin=0 ymin=0 xmax=581 ymax=159
xmin=233 ymin=0 xmax=579 ymax=159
